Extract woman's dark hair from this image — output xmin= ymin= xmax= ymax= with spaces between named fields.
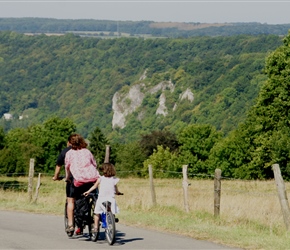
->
xmin=68 ymin=133 xmax=87 ymax=150
xmin=101 ymin=162 xmax=116 ymax=177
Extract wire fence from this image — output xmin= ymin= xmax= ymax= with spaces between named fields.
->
xmin=1 ymin=165 xmax=290 ymax=230
xmin=0 ymin=170 xmax=280 ymax=196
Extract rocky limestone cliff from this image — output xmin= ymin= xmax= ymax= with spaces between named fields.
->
xmin=112 ymin=71 xmax=194 ymax=129
xmin=112 ymin=84 xmax=145 ymax=129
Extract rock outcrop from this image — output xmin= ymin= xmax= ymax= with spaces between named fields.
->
xmin=112 ymin=72 xmax=194 ymax=129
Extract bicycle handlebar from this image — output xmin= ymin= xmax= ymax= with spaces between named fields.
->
xmin=52 ymin=176 xmax=65 ymax=181
xmin=53 ymin=177 xmax=124 ymax=196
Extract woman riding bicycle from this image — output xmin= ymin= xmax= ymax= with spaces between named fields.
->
xmin=64 ymin=133 xmax=100 ymax=234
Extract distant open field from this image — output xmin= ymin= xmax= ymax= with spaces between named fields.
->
xmin=24 ymin=31 xmax=163 ymax=38
xmin=150 ymin=22 xmax=231 ymax=30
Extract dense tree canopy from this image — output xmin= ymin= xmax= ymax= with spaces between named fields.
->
xmin=0 ymin=117 xmax=76 ymax=174
xmin=88 ymin=126 xmax=108 ymax=166
xmin=178 ymin=124 xmax=222 ymax=176
xmin=0 ymin=127 xmax=4 ymax=150
xmin=245 ymin=31 xmax=290 ymax=179
xmin=139 ymin=130 xmax=179 ymax=157
xmin=208 ymin=31 xmax=290 ymax=180
xmin=0 ymin=31 xmax=282 ymax=144
xmin=1 ymin=30 xmax=290 ymax=180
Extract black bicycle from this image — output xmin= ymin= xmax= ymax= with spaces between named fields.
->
xmin=64 ymin=192 xmax=98 ymax=238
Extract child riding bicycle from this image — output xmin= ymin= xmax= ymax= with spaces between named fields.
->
xmin=83 ymin=162 xmax=121 ymax=238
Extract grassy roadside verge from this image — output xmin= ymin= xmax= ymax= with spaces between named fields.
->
xmin=1 ymin=176 xmax=290 ymax=249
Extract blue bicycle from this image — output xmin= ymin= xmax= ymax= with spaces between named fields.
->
xmin=91 ymin=193 xmax=123 ymax=245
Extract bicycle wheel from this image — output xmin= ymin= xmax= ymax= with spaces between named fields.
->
xmin=105 ymin=211 xmax=116 ymax=245
xmin=64 ymin=201 xmax=74 ymax=237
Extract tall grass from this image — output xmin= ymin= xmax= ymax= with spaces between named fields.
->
xmin=0 ymin=175 xmax=290 ymax=249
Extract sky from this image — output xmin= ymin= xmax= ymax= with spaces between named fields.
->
xmin=0 ymin=0 xmax=290 ymax=25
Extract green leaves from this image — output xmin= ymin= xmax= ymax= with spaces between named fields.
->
xmin=115 ymin=141 xmax=146 ymax=177
xmin=88 ymin=126 xmax=108 ymax=166
xmin=214 ymin=30 xmax=290 ymax=180
xmin=143 ymin=145 xmax=179 ymax=178
xmin=139 ymin=130 xmax=179 ymax=158
xmin=0 ymin=32 xmax=283 ymax=142
xmin=0 ymin=117 xmax=76 ymax=175
xmin=178 ymin=124 xmax=222 ymax=175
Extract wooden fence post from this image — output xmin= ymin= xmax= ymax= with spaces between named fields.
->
xmin=214 ymin=168 xmax=222 ymax=217
xmin=33 ymin=173 xmax=41 ymax=203
xmin=104 ymin=145 xmax=110 ymax=163
xmin=272 ymin=163 xmax=290 ymax=230
xmin=28 ymin=158 xmax=35 ymax=202
xmin=182 ymin=165 xmax=190 ymax=212
xmin=148 ymin=164 xmax=157 ymax=206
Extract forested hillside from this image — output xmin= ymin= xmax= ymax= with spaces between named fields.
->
xmin=1 ymin=18 xmax=290 ymax=37
xmin=0 ymin=31 xmax=283 ymax=143
xmin=1 ymin=27 xmax=290 ymax=180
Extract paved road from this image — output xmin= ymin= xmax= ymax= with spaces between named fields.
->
xmin=0 ymin=210 xmax=240 ymax=250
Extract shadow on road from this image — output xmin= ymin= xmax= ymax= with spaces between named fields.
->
xmin=70 ymin=229 xmax=144 ymax=246
xmin=116 ymin=230 xmax=144 ymax=244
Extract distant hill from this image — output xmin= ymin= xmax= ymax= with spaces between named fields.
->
xmin=0 ymin=18 xmax=290 ymax=37
xmin=0 ymin=31 xmax=283 ymax=143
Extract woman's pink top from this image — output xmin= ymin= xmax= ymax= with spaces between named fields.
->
xmin=65 ymin=148 xmax=100 ymax=187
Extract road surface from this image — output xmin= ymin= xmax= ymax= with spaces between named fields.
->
xmin=0 ymin=210 xmax=240 ymax=249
